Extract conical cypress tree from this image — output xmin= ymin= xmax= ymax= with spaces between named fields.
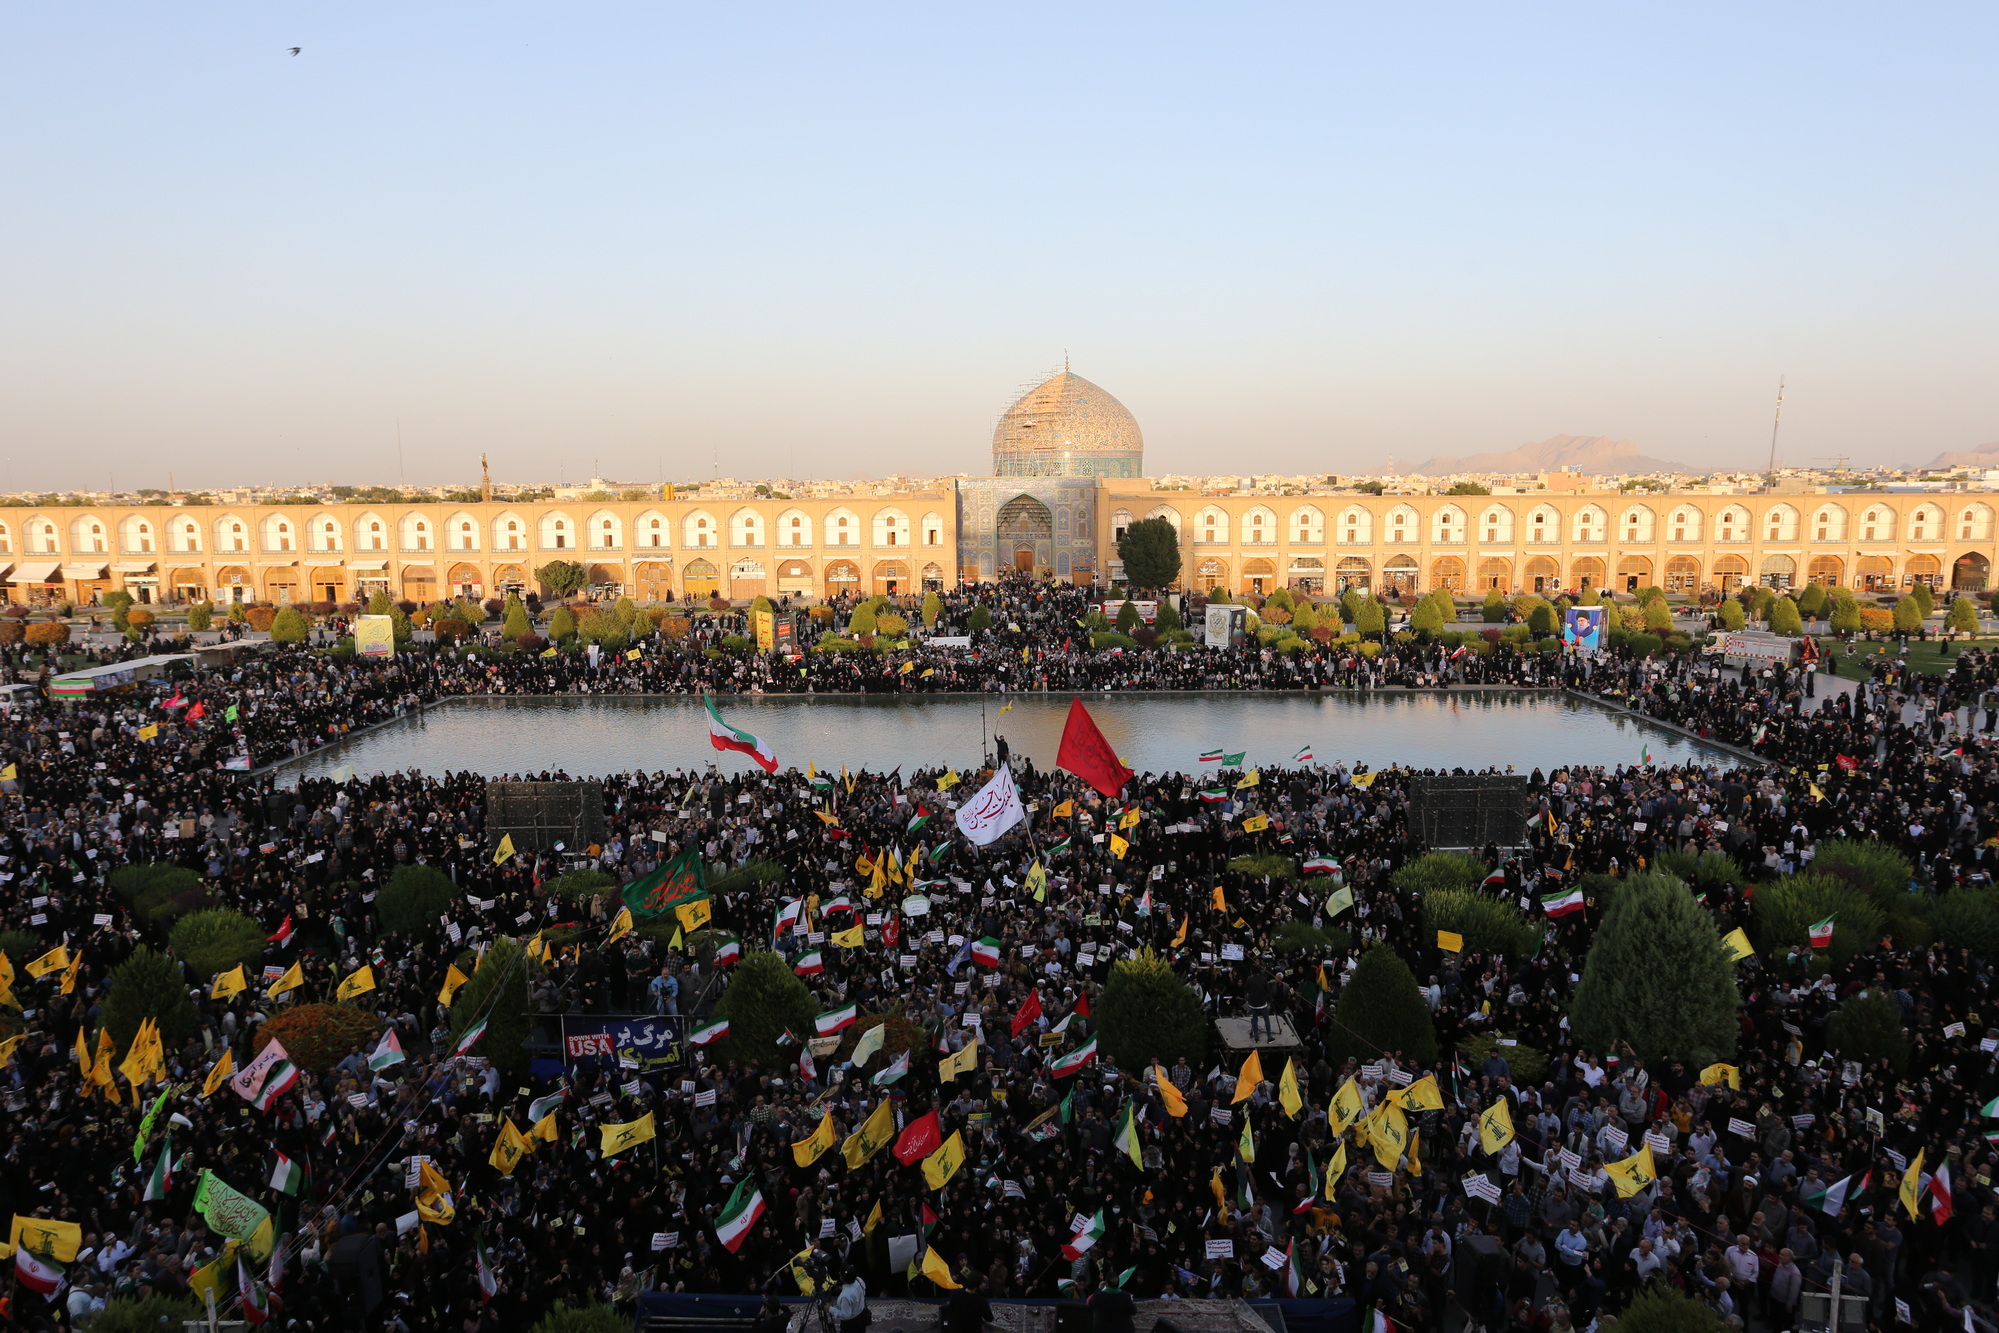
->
xmin=1570 ymin=873 xmax=1739 ymax=1065
xmin=1328 ymin=944 xmax=1436 ymax=1066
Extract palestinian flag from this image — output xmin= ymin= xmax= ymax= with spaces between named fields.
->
xmin=872 ymin=1052 xmax=910 ymax=1087
xmin=1199 ymin=749 xmax=1224 ymax=763
xmin=238 ymin=1255 xmax=270 ymax=1326
xmin=368 ymin=1029 xmax=405 ymax=1071
xmin=690 ymin=1019 xmax=729 ymax=1046
xmin=1199 ymin=788 xmax=1229 ymax=804
xmin=1302 ymin=857 xmax=1337 ymax=876
xmin=712 ymin=933 xmax=742 ymax=967
xmin=1061 ymin=1210 xmax=1105 ymax=1260
xmin=452 ymin=1017 xmax=489 ymax=1058
xmin=1292 ymin=746 xmax=1314 ymax=763
xmin=528 ymin=1088 xmax=569 ymax=1122
xmin=714 ymin=1178 xmax=767 ymax=1253
xmin=1047 ymin=836 xmax=1073 ymax=855
xmin=270 ymin=1151 xmax=308 ymax=1196
xmin=1049 ymin=1036 xmax=1099 ymax=1078
xmin=909 ymin=807 xmax=934 ymax=834
xmin=476 ymin=1230 xmax=500 ymax=1303
xmin=705 ymin=691 xmax=778 ymax=773
xmin=1981 ymin=1093 xmax=1999 ymax=1118
xmin=14 ymin=1247 xmax=63 ymax=1298
xmin=793 ymin=951 xmax=824 ymax=977
xmin=1808 ymin=915 xmax=1835 ymax=947
xmin=1541 ymin=886 xmax=1585 ymax=919
xmin=1806 ymin=1170 xmax=1868 ymax=1216
xmin=970 ymin=937 xmax=1001 ymax=970
xmin=814 ymin=1004 xmax=859 ymax=1036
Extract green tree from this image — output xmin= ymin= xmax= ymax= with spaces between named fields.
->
xmin=227 ymin=599 xmax=248 ymax=624
xmin=1615 ymin=1285 xmax=1728 ymax=1333
xmin=1326 ymin=944 xmax=1436 ymax=1065
xmin=1768 ymin=596 xmax=1803 ymax=636
xmin=1115 ymin=596 xmax=1140 ymax=633
xmin=1354 ymin=598 xmax=1386 ymax=638
xmin=1827 ymin=989 xmax=1911 ymax=1073
xmin=1911 ymin=580 xmax=1935 ymax=616
xmin=1830 ymin=595 xmax=1862 ymax=636
xmin=1809 ymin=839 xmax=1911 ymax=899
xmin=1421 ymin=890 xmax=1538 ymax=958
xmin=450 ymin=936 xmax=538 ymax=1076
xmin=1947 ymin=596 xmax=1979 ymax=635
xmin=1528 ymin=601 xmax=1559 ymax=636
xmin=268 ymin=605 xmax=310 ymax=643
xmin=1446 ymin=481 xmax=1491 ymax=495
xmin=1569 ymin=873 xmax=1739 ymax=1065
xmin=921 ymin=590 xmax=942 ymax=628
xmin=1751 ymin=586 xmax=1776 ymax=622
xmin=714 ymin=951 xmax=820 ymax=1065
xmin=1579 ymin=586 xmax=1602 ymax=607
xmin=186 ymin=602 xmax=214 ymax=631
xmin=168 ymin=908 xmax=267 ymax=979
xmin=1154 ymin=599 xmax=1184 ymax=633
xmin=93 ymin=1296 xmax=206 ymax=1333
xmin=548 ymin=605 xmax=578 ymax=643
xmin=376 ymin=863 xmax=457 ymax=935
xmin=1116 ymin=516 xmax=1182 ymax=591
xmin=848 ymin=602 xmax=878 ymax=635
xmin=531 ymin=1303 xmax=629 ymax=1333
xmin=968 ymin=605 xmax=992 ymax=634
xmin=1751 ymin=873 xmax=1883 ymax=966
xmin=1411 ymin=597 xmax=1445 ymax=636
xmin=536 ymin=560 xmax=589 ymax=598
xmin=1097 ymin=949 xmax=1208 ymax=1067
xmin=1893 ymin=595 xmax=1923 ymax=632
xmin=503 ymin=602 xmax=532 ymax=641
xmin=102 ymin=944 xmax=199 ymax=1054
xmin=1643 ymin=600 xmax=1673 ymax=632
xmin=1481 ymin=587 xmax=1506 ymax=622
xmin=1934 ymin=887 xmax=1999 ymax=957
xmin=1796 ymin=582 xmax=1827 ymax=620
xmin=1390 ymin=851 xmax=1489 ymax=896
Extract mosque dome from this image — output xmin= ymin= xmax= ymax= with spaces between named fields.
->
xmin=991 ymin=368 xmax=1144 ymax=479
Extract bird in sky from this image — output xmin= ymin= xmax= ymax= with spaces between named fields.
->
xmin=288 ymin=47 xmax=301 ymax=56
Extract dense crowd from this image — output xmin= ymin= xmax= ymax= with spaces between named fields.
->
xmin=2 ymin=585 xmax=1999 ymax=1333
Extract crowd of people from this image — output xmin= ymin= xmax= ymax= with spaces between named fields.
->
xmin=1 ymin=580 xmax=1998 ymax=1333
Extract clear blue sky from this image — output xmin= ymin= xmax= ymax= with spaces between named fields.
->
xmin=2 ymin=3 xmax=1994 ymax=490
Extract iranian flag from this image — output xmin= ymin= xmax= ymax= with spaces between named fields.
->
xmin=368 ymin=1029 xmax=405 ymax=1071
xmin=704 ymin=692 xmax=778 ymax=773
xmin=270 ymin=1151 xmax=308 ymax=1196
xmin=452 ymin=1016 xmax=489 ymax=1057
xmin=793 ymin=951 xmax=824 ymax=977
xmin=1199 ymin=788 xmax=1229 ymax=804
xmin=814 ymin=1004 xmax=859 ymax=1036
xmin=253 ymin=1059 xmax=301 ymax=1112
xmin=1369 ymin=1313 xmax=1399 ymax=1333
xmin=712 ymin=933 xmax=742 ymax=967
xmin=1049 ymin=1036 xmax=1099 ymax=1078
xmin=239 ymin=1255 xmax=270 ymax=1326
xmin=476 ymin=1231 xmax=500 ymax=1303
xmin=143 ymin=1142 xmax=174 ymax=1202
xmin=1281 ymin=1241 xmax=1308 ymax=1297
xmin=1808 ymin=915 xmax=1836 ymax=947
xmin=1061 ymin=1210 xmax=1106 ymax=1260
xmin=15 ymin=1247 xmax=64 ymax=1297
xmin=1199 ymin=749 xmax=1224 ymax=763
xmin=970 ymin=937 xmax=1002 ymax=970
xmin=1541 ymin=886 xmax=1585 ymax=919
xmin=774 ymin=899 xmax=804 ymax=934
xmin=690 ymin=1019 xmax=730 ymax=1046
xmin=1293 ymin=745 xmax=1314 ymax=763
xmin=1302 ymin=857 xmax=1338 ymax=876
xmin=1930 ymin=1163 xmax=1954 ymax=1223
xmin=714 ymin=1178 xmax=767 ymax=1253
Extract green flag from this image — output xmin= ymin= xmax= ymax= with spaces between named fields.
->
xmin=193 ymin=1169 xmax=275 ymax=1257
xmin=133 ymin=1083 xmax=180 ymax=1163
xmin=620 ymin=848 xmax=707 ymax=919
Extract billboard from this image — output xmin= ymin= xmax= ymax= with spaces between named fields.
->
xmin=1204 ymin=604 xmax=1247 ymax=649
xmin=1561 ymin=607 xmax=1606 ymax=651
xmin=354 ymin=615 xmax=396 ymax=659
xmin=559 ymin=1015 xmax=686 ymax=1073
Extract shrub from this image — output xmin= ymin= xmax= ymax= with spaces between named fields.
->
xmin=545 ymin=869 xmax=617 ymax=903
xmin=1390 ymin=852 xmax=1488 ymax=896
xmin=1092 ymin=631 xmax=1136 ymax=650
xmin=875 ymin=612 xmax=909 ymax=637
xmin=244 ymin=605 xmax=278 ymax=632
xmin=661 ymin=615 xmax=692 ymax=641
xmin=1826 ymin=989 xmax=1910 ymax=1073
xmin=1751 ymin=873 xmax=1883 ymax=966
xmin=1912 ymin=581 xmax=1935 ymax=616
xmin=1796 ymin=582 xmax=1828 ymax=620
xmin=548 ymin=606 xmax=578 ymax=642
xmin=1809 ymin=840 xmax=1910 ymax=900
xmin=1893 ymin=596 xmax=1923 ymax=632
xmin=1643 ymin=600 xmax=1673 ymax=632
xmin=1422 ymin=889 xmax=1539 ymax=958
xmin=168 ymin=908 xmax=266 ymax=978
xmin=255 ymin=1002 xmax=383 ymax=1074
xmin=1570 ymin=873 xmax=1739 ymax=1066
xmin=1717 ymin=599 xmax=1745 ymax=631
xmin=268 ymin=606 xmax=310 ymax=643
xmin=93 ymin=1296 xmax=205 ymax=1333
xmin=1098 ymin=949 xmax=1207 ymax=1067
xmin=434 ymin=616 xmax=471 ymax=644
xmin=848 ymin=603 xmax=878 ymax=635
xmin=713 ymin=951 xmax=819 ymax=1066
xmin=185 ymin=602 xmax=214 ymax=631
xmin=1830 ymin=596 xmax=1862 ymax=635
xmin=1457 ymin=1031 xmax=1549 ymax=1086
xmin=921 ymin=590 xmax=942 ymax=628
xmin=102 ymin=944 xmax=198 ymax=1054
xmin=531 ymin=1303 xmax=629 ymax=1333
xmin=23 ymin=621 xmax=69 ymax=647
xmin=375 ymin=863 xmax=456 ymax=935
xmin=1327 ymin=944 xmax=1436 ymax=1065
xmin=110 ymin=862 xmax=205 ymax=922
xmin=0 ymin=621 xmax=19 ymax=646
xmin=1859 ymin=606 xmax=1894 ymax=633
xmin=1934 ymin=887 xmax=1999 ymax=958
xmin=1271 ymin=921 xmax=1350 ymax=955
xmin=1616 ymin=1284 xmax=1728 ymax=1333
xmin=968 ymin=605 xmax=992 ymax=634
xmin=1947 ymin=597 xmax=1980 ymax=634
xmin=1227 ymin=853 xmax=1298 ymax=881
xmin=127 ymin=606 xmax=155 ymax=629
xmin=516 ymin=633 xmax=546 ymax=652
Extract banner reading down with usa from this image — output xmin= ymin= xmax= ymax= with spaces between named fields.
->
xmin=559 ymin=1015 xmax=687 ymax=1073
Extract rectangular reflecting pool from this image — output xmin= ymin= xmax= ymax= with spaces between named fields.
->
xmin=276 ymin=691 xmax=1737 ymax=782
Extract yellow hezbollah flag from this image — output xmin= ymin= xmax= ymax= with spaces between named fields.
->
xmin=1240 ymin=814 xmax=1270 ymax=833
xmin=1351 ymin=771 xmax=1378 ymax=788
xmin=438 ymin=964 xmax=469 ymax=1007
xmin=25 ymin=946 xmax=69 ymax=979
xmin=793 ymin=1113 xmax=837 ymax=1167
xmin=1278 ymin=1058 xmax=1304 ymax=1119
xmin=1232 ymin=1049 xmax=1263 ymax=1103
xmin=530 ymin=1111 xmax=559 ymax=1145
xmin=607 ymin=907 xmax=634 ymax=945
xmin=832 ymin=923 xmax=865 ymax=949
xmin=1153 ymin=1063 xmax=1188 ymax=1117
xmin=211 ymin=964 xmax=247 ymax=1000
xmin=940 ymin=1039 xmax=980 ymax=1081
xmin=489 ymin=1117 xmax=531 ymax=1176
xmin=336 ymin=965 xmax=375 ymax=1002
xmin=1329 ymin=1077 xmax=1365 ymax=1135
xmin=1119 ymin=808 xmax=1141 ymax=830
xmin=1236 ymin=769 xmax=1261 ymax=789
xmin=842 ymin=1099 xmax=895 ymax=1170
xmin=1700 ymin=1062 xmax=1740 ymax=1090
xmin=1900 ymin=1148 xmax=1926 ymax=1219
xmin=492 ymin=834 xmax=515 ymax=865
xmin=1605 ymin=1145 xmax=1658 ymax=1198
xmin=921 ymin=1246 xmax=961 ymax=1290
xmin=265 ymin=961 xmax=304 ymax=1001
xmin=202 ymin=1049 xmax=235 ymax=1098
xmin=138 ymin=724 xmax=158 ymax=740
xmin=59 ymin=950 xmax=81 ymax=995
xmin=675 ymin=897 xmax=712 ymax=933
xmin=1109 ymin=833 xmax=1129 ymax=859
xmin=1211 ymin=886 xmax=1227 ymax=911
xmin=10 ymin=1215 xmax=83 ymax=1263
xmin=1171 ymin=914 xmax=1188 ymax=947
xmin=1238 ymin=1117 xmax=1255 ymax=1163
xmin=187 ymin=1242 xmax=236 ymax=1304
xmin=1436 ymin=930 xmax=1464 ymax=953
xmin=1479 ymin=1097 xmax=1515 ymax=1153
xmin=1052 ymin=800 xmax=1073 ymax=818
xmin=1720 ymin=928 xmax=1754 ymax=963
xmin=1324 ymin=1141 xmax=1348 ymax=1199
xmin=1393 ymin=1074 xmax=1445 ymax=1113
xmin=920 ymin=1131 xmax=966 ymax=1190
xmin=600 ymin=1112 xmax=657 ymax=1159
xmin=1026 ymin=861 xmax=1048 ymax=903
xmin=1368 ymin=1104 xmax=1409 ymax=1170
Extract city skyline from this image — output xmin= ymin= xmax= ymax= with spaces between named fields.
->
xmin=3 ymin=5 xmax=1995 ymax=491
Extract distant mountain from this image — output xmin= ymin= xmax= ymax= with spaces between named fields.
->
xmin=1408 ymin=434 xmax=1693 ymax=477
xmin=1927 ymin=442 xmax=1999 ymax=469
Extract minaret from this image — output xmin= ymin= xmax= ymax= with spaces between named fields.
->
xmin=481 ymin=453 xmax=492 ymax=503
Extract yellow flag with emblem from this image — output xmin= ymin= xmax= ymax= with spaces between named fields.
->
xmin=939 ymin=1039 xmax=979 ymax=1082
xmin=1900 ymin=1148 xmax=1926 ymax=1219
xmin=1109 ymin=833 xmax=1129 ymax=859
xmin=1393 ymin=1074 xmax=1444 ymax=1112
xmin=265 ymin=961 xmax=304 ymax=1001
xmin=492 ymin=834 xmax=515 ymax=865
xmin=1479 ymin=1097 xmax=1515 ymax=1153
xmin=489 ymin=1117 xmax=531 ymax=1176
xmin=25 ymin=946 xmax=69 ymax=979
xmin=336 ymin=965 xmax=375 ymax=1002
xmin=607 ymin=907 xmax=634 ymax=945
xmin=1605 ymin=1144 xmax=1658 ymax=1198
xmin=1051 ymin=800 xmax=1072 ymax=818
xmin=842 ymin=1098 xmax=896 ymax=1170
xmin=1119 ymin=807 xmax=1141 ymax=830
xmin=211 ymin=964 xmax=247 ymax=1000
xmin=58 ymin=950 xmax=81 ymax=995
xmin=1240 ymin=814 xmax=1270 ymax=833
xmin=1238 ymin=1116 xmax=1255 ymax=1162
xmin=921 ymin=1245 xmax=961 ymax=1289
xmin=1278 ymin=1058 xmax=1304 ymax=1119
xmin=1700 ymin=1062 xmax=1740 ymax=1090
xmin=832 ymin=923 xmax=865 ymax=949
xmin=793 ymin=1112 xmax=837 ymax=1167
xmin=1350 ymin=770 xmax=1378 ymax=788
xmin=1236 ymin=769 xmax=1260 ymax=789
xmin=1152 ymin=1063 xmax=1188 ymax=1117
xmin=10 ymin=1215 xmax=84 ymax=1263
xmin=675 ymin=897 xmax=712 ymax=933
xmin=202 ymin=1048 xmax=234 ymax=1098
xmin=1720 ymin=928 xmax=1754 ymax=963
xmin=600 ymin=1111 xmax=656 ymax=1159
xmin=1232 ymin=1049 xmax=1263 ymax=1103
xmin=1323 ymin=1141 xmax=1347 ymax=1199
xmin=1329 ymin=1076 xmax=1365 ymax=1135
xmin=438 ymin=964 xmax=468 ymax=1007
xmin=1367 ymin=1103 xmax=1409 ymax=1169
xmin=920 ymin=1130 xmax=966 ymax=1190
xmin=187 ymin=1241 xmax=237 ymax=1303
xmin=1025 ymin=860 xmax=1047 ymax=903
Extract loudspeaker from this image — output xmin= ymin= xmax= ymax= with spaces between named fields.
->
xmin=485 ymin=780 xmax=607 ymax=852
xmin=1407 ymin=775 xmax=1529 ymax=849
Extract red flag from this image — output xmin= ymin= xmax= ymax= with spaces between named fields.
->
xmin=882 ymin=914 xmax=900 ymax=949
xmin=186 ymin=701 xmax=206 ymax=722
xmin=893 ymin=1110 xmax=943 ymax=1165
xmin=1055 ymin=696 xmax=1130 ymax=799
xmin=1011 ymin=988 xmax=1043 ymax=1037
xmin=1834 ymin=754 xmax=1858 ymax=772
